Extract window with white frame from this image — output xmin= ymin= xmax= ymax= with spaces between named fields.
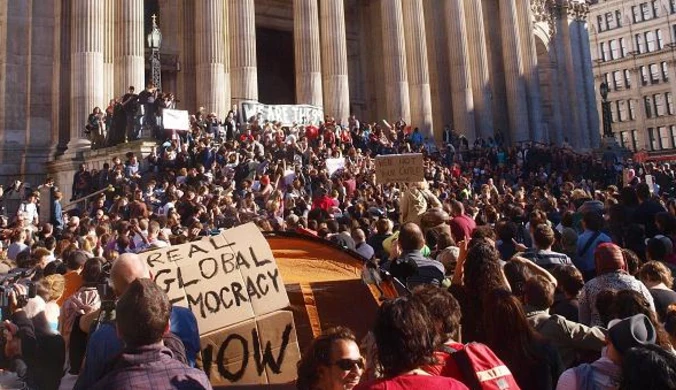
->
xmin=598 ymin=15 xmax=605 ymax=32
xmin=657 ymin=29 xmax=664 ymax=50
xmin=636 ymin=33 xmax=645 ymax=54
xmin=613 ymin=71 xmax=623 ymax=89
xmin=632 ymin=130 xmax=639 ymax=151
xmin=616 ymin=10 xmax=623 ymax=27
xmin=642 ymin=2 xmax=652 ymax=20
xmin=606 ymin=12 xmax=616 ymax=30
xmin=671 ymin=0 xmax=676 ymax=13
xmin=646 ymin=31 xmax=657 ymax=52
xmin=620 ymin=38 xmax=629 ymax=57
xmin=640 ymin=66 xmax=648 ymax=85
xmin=667 ymin=92 xmax=674 ymax=114
xmin=633 ymin=5 xmax=641 ymax=22
xmin=649 ymin=127 xmax=660 ymax=150
xmin=618 ymin=100 xmax=628 ymax=122
xmin=629 ymin=99 xmax=637 ymax=120
xmin=646 ymin=96 xmax=654 ymax=118
xmin=659 ymin=126 xmax=670 ymax=149
xmin=599 ymin=42 xmax=606 ymax=61
xmin=650 ymin=63 xmax=660 ymax=83
xmin=654 ymin=93 xmax=665 ymax=116
xmin=610 ymin=40 xmax=620 ymax=59
xmin=662 ymin=62 xmax=669 ymax=81
xmin=671 ymin=126 xmax=676 ymax=148
xmin=611 ymin=102 xmax=618 ymax=123
xmin=621 ymin=131 xmax=629 ymax=148
xmin=624 ymin=69 xmax=632 ymax=88
xmin=652 ymin=0 xmax=660 ymax=17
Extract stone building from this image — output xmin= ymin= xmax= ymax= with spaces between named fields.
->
xmin=589 ymin=0 xmax=676 ymax=159
xmin=0 ymin=0 xmax=598 ymax=187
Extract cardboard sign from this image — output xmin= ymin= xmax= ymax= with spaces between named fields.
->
xmin=200 ymin=310 xmax=300 ymax=386
xmin=326 ymin=158 xmax=346 ymax=176
xmin=375 ymin=154 xmax=425 ymax=184
xmin=162 ymin=109 xmax=191 ymax=131
xmin=141 ymin=223 xmax=289 ymax=334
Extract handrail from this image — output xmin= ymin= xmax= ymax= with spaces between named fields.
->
xmin=62 ymin=185 xmax=115 ymax=211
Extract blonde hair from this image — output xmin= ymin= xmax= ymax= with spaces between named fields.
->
xmin=638 ymin=261 xmax=674 ymax=289
xmin=39 ymin=274 xmax=66 ymax=302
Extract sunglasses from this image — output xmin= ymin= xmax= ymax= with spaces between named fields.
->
xmin=333 ymin=358 xmax=365 ymax=371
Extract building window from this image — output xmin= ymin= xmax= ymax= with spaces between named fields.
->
xmin=611 ymin=102 xmax=618 ymax=123
xmin=611 ymin=40 xmax=621 ymax=59
xmin=671 ymin=126 xmax=676 ymax=147
xmin=653 ymin=0 xmax=660 ymax=18
xmin=646 ymin=96 xmax=654 ymax=118
xmin=632 ymin=130 xmax=639 ymax=151
xmin=613 ymin=71 xmax=623 ymax=89
xmin=633 ymin=5 xmax=641 ymax=22
xmin=598 ymin=15 xmax=605 ymax=32
xmin=654 ymin=93 xmax=665 ymax=116
xmin=649 ymin=127 xmax=660 ymax=150
xmin=640 ymin=66 xmax=648 ymax=85
xmin=629 ymin=99 xmax=637 ymax=120
xmin=624 ymin=69 xmax=632 ymax=88
xmin=620 ymin=38 xmax=629 ymax=57
xmin=657 ymin=29 xmax=664 ymax=50
xmin=659 ymin=126 xmax=670 ymax=149
xmin=618 ymin=100 xmax=628 ymax=122
xmin=642 ymin=2 xmax=652 ymax=20
xmin=667 ymin=92 xmax=674 ymax=114
xmin=646 ymin=31 xmax=657 ymax=52
xmin=673 ymin=24 xmax=676 ymax=43
xmin=671 ymin=0 xmax=676 ymax=13
xmin=636 ymin=33 xmax=645 ymax=54
xmin=662 ymin=61 xmax=669 ymax=81
xmin=606 ymin=12 xmax=616 ymax=30
xmin=649 ymin=63 xmax=660 ymax=83
xmin=616 ymin=10 xmax=623 ymax=27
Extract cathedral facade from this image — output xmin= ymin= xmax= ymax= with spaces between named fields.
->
xmin=0 ymin=0 xmax=598 ymax=184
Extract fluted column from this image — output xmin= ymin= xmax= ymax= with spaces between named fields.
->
xmin=294 ymin=0 xmax=323 ymax=107
xmin=570 ymin=17 xmax=591 ymax=148
xmin=559 ymin=4 xmax=583 ymax=147
xmin=445 ymin=0 xmax=475 ymax=141
xmin=380 ymin=0 xmax=410 ymax=123
xmin=196 ymin=0 xmax=229 ymax=118
xmin=464 ymin=0 xmax=493 ymax=139
xmin=229 ymin=0 xmax=258 ymax=101
xmin=516 ymin=0 xmax=545 ymax=142
xmin=576 ymin=10 xmax=601 ymax=148
xmin=499 ymin=0 xmax=530 ymax=143
xmin=423 ymin=0 xmax=453 ymax=139
xmin=403 ymin=0 xmax=433 ymax=138
xmin=114 ymin=0 xmax=144 ymax=93
xmin=319 ymin=0 xmax=350 ymax=123
xmin=103 ymin=0 xmax=114 ymax=101
xmin=70 ymin=0 xmax=104 ymax=151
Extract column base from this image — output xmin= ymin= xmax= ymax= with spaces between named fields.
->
xmin=66 ymin=137 xmax=92 ymax=155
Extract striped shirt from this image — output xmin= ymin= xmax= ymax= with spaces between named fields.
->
xmin=521 ymin=248 xmax=573 ymax=271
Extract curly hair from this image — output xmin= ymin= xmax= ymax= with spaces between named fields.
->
xmin=296 ymin=327 xmax=357 ymax=390
xmin=637 ymin=261 xmax=674 ymax=289
xmin=412 ymin=285 xmax=462 ymax=342
xmin=373 ymin=297 xmax=437 ymax=378
xmin=611 ymin=290 xmax=673 ymax=350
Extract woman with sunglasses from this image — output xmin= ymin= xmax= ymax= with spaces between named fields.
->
xmin=296 ymin=326 xmax=364 ymax=390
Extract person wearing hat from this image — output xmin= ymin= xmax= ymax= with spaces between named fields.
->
xmin=556 ymin=314 xmax=657 ymax=390
xmin=579 ymin=243 xmax=656 ymax=327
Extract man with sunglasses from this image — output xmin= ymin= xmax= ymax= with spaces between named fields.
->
xmin=296 ymin=326 xmax=364 ymax=390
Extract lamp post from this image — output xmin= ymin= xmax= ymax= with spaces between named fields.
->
xmin=600 ymin=81 xmax=613 ymax=138
xmin=147 ymin=14 xmax=162 ymax=91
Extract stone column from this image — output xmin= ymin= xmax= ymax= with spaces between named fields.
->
xmin=380 ymin=0 xmax=410 ymax=124
xmin=445 ymin=0 xmax=475 ymax=142
xmin=103 ymin=0 xmax=114 ymax=101
xmin=576 ymin=8 xmax=601 ymax=148
xmin=463 ymin=0 xmax=493 ymax=139
xmin=195 ymin=0 xmax=229 ymax=118
xmin=423 ymin=0 xmax=453 ymax=140
xmin=114 ymin=0 xmax=145 ymax=94
xmin=319 ymin=0 xmax=350 ymax=123
xmin=499 ymin=0 xmax=530 ymax=143
xmin=569 ymin=12 xmax=591 ymax=148
xmin=403 ymin=0 xmax=433 ymax=137
xmin=516 ymin=0 xmax=545 ymax=142
xmin=229 ymin=0 xmax=258 ymax=101
xmin=294 ymin=0 xmax=323 ymax=107
xmin=70 ymin=0 xmax=104 ymax=151
xmin=559 ymin=4 xmax=584 ymax=147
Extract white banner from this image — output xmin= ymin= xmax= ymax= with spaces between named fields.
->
xmin=239 ymin=101 xmax=324 ymax=126
xmin=162 ymin=109 xmax=190 ymax=131
xmin=326 ymin=158 xmax=346 ymax=176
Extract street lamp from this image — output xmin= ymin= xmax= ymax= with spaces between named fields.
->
xmin=600 ymin=81 xmax=613 ymax=138
xmin=147 ymin=14 xmax=162 ymax=91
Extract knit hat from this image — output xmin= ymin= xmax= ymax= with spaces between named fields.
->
xmin=608 ymin=314 xmax=656 ymax=354
xmin=594 ymin=242 xmax=626 ymax=275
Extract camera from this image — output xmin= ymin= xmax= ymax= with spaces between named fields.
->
xmin=0 ymin=268 xmax=38 ymax=321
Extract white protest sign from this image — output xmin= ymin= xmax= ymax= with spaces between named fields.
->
xmin=239 ymin=100 xmax=324 ymax=126
xmin=141 ymin=223 xmax=289 ymax=334
xmin=375 ymin=153 xmax=425 ymax=184
xmin=162 ymin=109 xmax=190 ymax=131
xmin=326 ymin=158 xmax=346 ymax=176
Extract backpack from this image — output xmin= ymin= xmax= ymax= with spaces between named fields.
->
xmin=441 ymin=343 xmax=521 ymax=390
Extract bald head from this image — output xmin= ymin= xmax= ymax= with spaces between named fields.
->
xmin=111 ymin=253 xmax=150 ymax=296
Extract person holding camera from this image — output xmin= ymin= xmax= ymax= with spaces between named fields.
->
xmin=74 ymin=253 xmax=200 ymax=390
xmin=1 ymin=284 xmax=65 ymax=390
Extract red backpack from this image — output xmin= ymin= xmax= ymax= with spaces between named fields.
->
xmin=440 ymin=343 xmax=521 ymax=390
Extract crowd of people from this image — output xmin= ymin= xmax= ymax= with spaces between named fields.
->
xmin=0 ymin=93 xmax=675 ymax=389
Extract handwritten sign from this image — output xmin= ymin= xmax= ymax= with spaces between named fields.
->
xmin=200 ymin=310 xmax=300 ymax=386
xmin=163 ymin=109 xmax=190 ymax=131
xmin=141 ymin=223 xmax=289 ymax=334
xmin=240 ymin=100 xmax=324 ymax=126
xmin=375 ymin=154 xmax=425 ymax=184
